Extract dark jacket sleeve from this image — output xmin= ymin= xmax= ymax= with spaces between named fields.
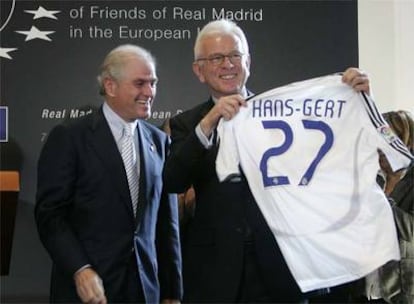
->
xmin=35 ymin=124 xmax=90 ymax=276
xmin=156 ymin=132 xmax=183 ymax=300
xmin=163 ymin=107 xmax=215 ymax=194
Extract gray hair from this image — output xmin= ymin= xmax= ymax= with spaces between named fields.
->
xmin=194 ymin=19 xmax=250 ymax=60
xmin=97 ymin=44 xmax=156 ymax=96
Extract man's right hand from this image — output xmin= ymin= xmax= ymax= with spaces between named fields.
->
xmin=200 ymin=94 xmax=247 ymax=137
xmin=74 ymin=267 xmax=107 ymax=304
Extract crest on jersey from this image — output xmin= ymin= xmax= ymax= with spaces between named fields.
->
xmin=378 ymin=125 xmax=398 ymax=144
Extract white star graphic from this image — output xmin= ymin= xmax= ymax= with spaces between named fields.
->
xmin=24 ymin=6 xmax=60 ymax=20
xmin=0 ymin=47 xmax=18 ymax=59
xmin=16 ymin=26 xmax=54 ymax=41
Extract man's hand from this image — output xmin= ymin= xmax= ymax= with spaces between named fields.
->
xmin=342 ymin=67 xmax=370 ymax=94
xmin=74 ymin=268 xmax=107 ymax=304
xmin=200 ymin=94 xmax=247 ymax=137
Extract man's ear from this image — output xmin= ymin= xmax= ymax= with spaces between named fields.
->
xmin=192 ymin=62 xmax=206 ymax=83
xmin=103 ymin=77 xmax=117 ymax=97
xmin=245 ymin=54 xmax=251 ymax=78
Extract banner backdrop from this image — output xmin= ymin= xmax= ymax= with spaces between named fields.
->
xmin=1 ymin=0 xmax=358 ymax=202
xmin=0 ymin=0 xmax=358 ymax=300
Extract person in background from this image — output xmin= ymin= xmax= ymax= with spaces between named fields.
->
xmin=35 ymin=44 xmax=182 ymax=304
xmin=163 ymin=19 xmax=371 ymax=303
xmin=360 ymin=110 xmax=414 ymax=304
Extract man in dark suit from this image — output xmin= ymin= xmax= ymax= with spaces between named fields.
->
xmin=163 ymin=19 xmax=371 ymax=303
xmin=35 ymin=44 xmax=182 ymax=304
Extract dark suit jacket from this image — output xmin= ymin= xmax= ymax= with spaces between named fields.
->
xmin=163 ymin=98 xmax=302 ymax=303
xmin=35 ymin=107 xmax=182 ymax=303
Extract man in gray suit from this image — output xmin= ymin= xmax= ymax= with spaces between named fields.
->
xmin=35 ymin=44 xmax=182 ymax=304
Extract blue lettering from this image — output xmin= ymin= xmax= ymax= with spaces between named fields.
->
xmin=263 ymin=99 xmax=273 ymax=117
xmin=336 ymin=100 xmax=346 ymax=118
xmin=303 ymin=98 xmax=313 ymax=116
xmin=273 ymin=99 xmax=284 ymax=117
xmin=285 ymin=99 xmax=294 ymax=116
xmin=324 ymin=99 xmax=335 ymax=118
xmin=314 ymin=99 xmax=324 ymax=117
xmin=252 ymin=99 xmax=262 ymax=118
xmin=302 ymin=98 xmax=347 ymax=118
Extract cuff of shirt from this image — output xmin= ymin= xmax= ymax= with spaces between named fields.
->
xmin=74 ymin=264 xmax=92 ymax=278
xmin=195 ymin=123 xmax=214 ymax=149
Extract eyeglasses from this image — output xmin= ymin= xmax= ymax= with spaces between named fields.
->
xmin=196 ymin=52 xmax=244 ymax=66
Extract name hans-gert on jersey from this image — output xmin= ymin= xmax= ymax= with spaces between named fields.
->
xmin=251 ymin=98 xmax=347 ymax=119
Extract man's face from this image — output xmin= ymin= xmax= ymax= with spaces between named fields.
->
xmin=105 ymin=56 xmax=157 ymax=122
xmin=193 ymin=34 xmax=250 ymax=99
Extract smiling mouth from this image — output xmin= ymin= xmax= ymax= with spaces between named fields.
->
xmin=135 ymin=100 xmax=150 ymax=105
xmin=220 ymin=74 xmax=237 ymax=80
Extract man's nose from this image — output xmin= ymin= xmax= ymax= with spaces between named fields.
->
xmin=142 ymin=83 xmax=155 ymax=97
xmin=221 ymin=55 xmax=235 ymax=67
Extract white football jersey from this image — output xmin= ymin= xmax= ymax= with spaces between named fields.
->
xmin=216 ymin=74 xmax=413 ymax=292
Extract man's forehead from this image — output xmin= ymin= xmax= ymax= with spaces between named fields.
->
xmin=131 ymin=74 xmax=158 ymax=82
xmin=123 ymin=59 xmax=156 ymax=77
xmin=202 ymin=34 xmax=243 ymax=51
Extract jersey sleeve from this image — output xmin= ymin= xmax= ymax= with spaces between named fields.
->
xmin=361 ymin=93 xmax=414 ymax=170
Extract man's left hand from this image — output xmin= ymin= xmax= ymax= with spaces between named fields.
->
xmin=342 ymin=67 xmax=370 ymax=94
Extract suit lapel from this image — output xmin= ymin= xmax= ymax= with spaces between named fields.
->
xmin=88 ymin=108 xmax=135 ymax=218
xmin=135 ymin=120 xmax=157 ymax=227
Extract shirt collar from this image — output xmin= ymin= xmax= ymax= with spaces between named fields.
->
xmin=211 ymin=87 xmax=249 ymax=104
xmin=103 ymin=102 xmax=138 ymax=140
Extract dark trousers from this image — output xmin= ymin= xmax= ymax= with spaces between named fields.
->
xmin=113 ymin=253 xmax=145 ymax=303
xmin=236 ymin=242 xmax=273 ymax=303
